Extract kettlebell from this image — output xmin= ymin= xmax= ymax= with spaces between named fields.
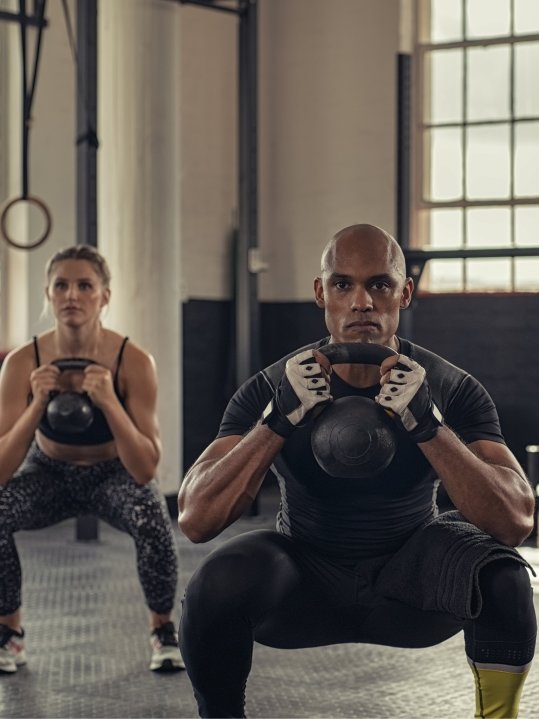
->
xmin=46 ymin=358 xmax=96 ymax=434
xmin=310 ymin=343 xmax=398 ymax=479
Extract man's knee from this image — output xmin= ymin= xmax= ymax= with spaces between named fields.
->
xmin=183 ymin=530 xmax=299 ymax=616
xmin=478 ymin=559 xmax=536 ymax=626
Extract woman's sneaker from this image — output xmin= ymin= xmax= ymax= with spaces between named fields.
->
xmin=149 ymin=621 xmax=185 ymax=672
xmin=0 ymin=625 xmax=26 ymax=674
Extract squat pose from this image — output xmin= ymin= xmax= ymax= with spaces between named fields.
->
xmin=179 ymin=224 xmax=536 ymax=718
xmin=0 ymin=245 xmax=184 ymax=674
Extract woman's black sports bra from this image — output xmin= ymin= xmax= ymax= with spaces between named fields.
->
xmin=35 ymin=336 xmax=129 ymax=446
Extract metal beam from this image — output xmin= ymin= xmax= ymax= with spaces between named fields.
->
xmin=76 ymin=0 xmax=98 ymax=248
xmin=236 ymin=0 xmax=259 ymax=386
xmin=75 ymin=0 xmax=99 ymax=540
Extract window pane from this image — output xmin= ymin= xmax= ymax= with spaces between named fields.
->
xmin=466 ymin=258 xmax=511 ymax=290
xmin=467 ymin=46 xmax=510 ymax=121
xmin=428 ymin=50 xmax=463 ymax=124
xmin=430 ymin=0 xmax=462 ymax=42
xmin=515 ymin=43 xmax=539 ymax=117
xmin=515 ymin=0 xmax=539 ymax=34
xmin=515 ymin=206 xmax=539 ymax=245
xmin=466 ymin=207 xmax=511 ymax=247
xmin=466 ymin=0 xmax=510 ymax=38
xmin=430 ymin=208 xmax=463 ymax=247
xmin=466 ymin=124 xmax=510 ymax=199
xmin=514 ymin=122 xmax=539 ymax=196
xmin=515 ymin=258 xmax=539 ymax=290
xmin=428 ymin=260 xmax=464 ymax=291
xmin=428 ymin=128 xmax=463 ymax=200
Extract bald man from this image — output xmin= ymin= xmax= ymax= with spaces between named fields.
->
xmin=178 ymin=224 xmax=536 ymax=719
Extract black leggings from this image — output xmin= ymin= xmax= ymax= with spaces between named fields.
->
xmin=0 ymin=443 xmax=178 ymax=615
xmin=179 ymin=529 xmax=536 ymax=718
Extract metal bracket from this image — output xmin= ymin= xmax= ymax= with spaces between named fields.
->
xmin=0 ymin=7 xmax=48 ymax=28
xmin=175 ymin=0 xmax=243 ymax=16
xmin=404 ymin=246 xmax=539 ymax=289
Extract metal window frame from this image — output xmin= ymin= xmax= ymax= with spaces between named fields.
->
xmin=412 ymin=0 xmax=539 ymax=292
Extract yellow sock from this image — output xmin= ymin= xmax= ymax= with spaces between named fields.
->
xmin=469 ymin=661 xmax=530 ymax=719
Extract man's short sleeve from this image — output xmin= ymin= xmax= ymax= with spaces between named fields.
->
xmin=217 ymin=373 xmax=274 ymax=438
xmin=444 ymin=374 xmax=505 ymax=444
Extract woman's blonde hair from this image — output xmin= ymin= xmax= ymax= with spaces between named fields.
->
xmin=45 ymin=245 xmax=111 ymax=288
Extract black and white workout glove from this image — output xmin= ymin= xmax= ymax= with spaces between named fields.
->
xmin=375 ymin=355 xmax=442 ymax=444
xmin=261 ymin=349 xmax=331 ymax=438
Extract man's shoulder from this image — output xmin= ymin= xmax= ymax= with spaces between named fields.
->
xmin=260 ymin=337 xmax=330 ymax=390
xmin=405 ymin=340 xmax=468 ymax=380
xmin=403 ymin=339 xmax=482 ymax=409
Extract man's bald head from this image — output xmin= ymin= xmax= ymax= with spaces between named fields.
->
xmin=320 ymin=224 xmax=407 ymax=279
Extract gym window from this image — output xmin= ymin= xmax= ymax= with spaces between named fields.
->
xmin=413 ymin=0 xmax=539 ymax=292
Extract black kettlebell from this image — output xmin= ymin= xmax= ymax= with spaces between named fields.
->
xmin=310 ymin=343 xmax=398 ymax=479
xmin=46 ymin=358 xmax=96 ymax=434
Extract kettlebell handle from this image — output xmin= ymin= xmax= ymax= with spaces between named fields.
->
xmin=316 ymin=342 xmax=397 ymax=367
xmin=52 ymin=358 xmax=96 ymax=372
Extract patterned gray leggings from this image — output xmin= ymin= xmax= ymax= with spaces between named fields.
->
xmin=0 ymin=443 xmax=178 ymax=615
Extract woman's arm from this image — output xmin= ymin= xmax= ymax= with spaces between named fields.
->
xmin=83 ymin=344 xmax=161 ymax=484
xmin=0 ymin=348 xmax=60 ymax=486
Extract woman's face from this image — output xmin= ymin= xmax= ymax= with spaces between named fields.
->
xmin=46 ymin=259 xmax=110 ymax=326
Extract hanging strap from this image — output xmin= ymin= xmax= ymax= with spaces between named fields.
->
xmin=20 ymin=0 xmax=47 ymax=199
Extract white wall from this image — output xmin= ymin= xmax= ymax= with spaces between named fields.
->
xmin=176 ymin=0 xmax=400 ymax=303
xmin=258 ymin=0 xmax=399 ymax=301
xmin=179 ymin=4 xmax=238 ymax=301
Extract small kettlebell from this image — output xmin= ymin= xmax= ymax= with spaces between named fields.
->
xmin=46 ymin=358 xmax=95 ymax=434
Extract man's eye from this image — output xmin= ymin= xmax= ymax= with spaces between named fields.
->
xmin=79 ymin=282 xmax=92 ymax=290
xmin=372 ymin=281 xmax=390 ymax=291
xmin=335 ymin=281 xmax=349 ymax=290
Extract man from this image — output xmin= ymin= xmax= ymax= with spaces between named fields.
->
xmin=178 ymin=224 xmax=536 ymax=718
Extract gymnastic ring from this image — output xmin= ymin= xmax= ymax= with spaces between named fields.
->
xmin=311 ymin=343 xmax=399 ymax=479
xmin=0 ymin=195 xmax=52 ymax=250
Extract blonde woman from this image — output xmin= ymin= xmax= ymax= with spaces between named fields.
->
xmin=0 ymin=245 xmax=184 ymax=674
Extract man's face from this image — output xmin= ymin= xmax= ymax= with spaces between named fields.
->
xmin=314 ymin=233 xmax=413 ymax=347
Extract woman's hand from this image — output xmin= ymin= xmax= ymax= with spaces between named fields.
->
xmin=29 ymin=364 xmax=61 ymax=408
xmin=81 ymin=365 xmax=117 ymax=408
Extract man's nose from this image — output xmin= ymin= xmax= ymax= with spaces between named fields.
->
xmin=350 ymin=286 xmax=373 ymax=311
xmin=66 ymin=283 xmax=79 ymax=299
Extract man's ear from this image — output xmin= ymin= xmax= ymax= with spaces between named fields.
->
xmin=314 ymin=277 xmax=325 ymax=308
xmin=400 ymin=277 xmax=414 ymax=309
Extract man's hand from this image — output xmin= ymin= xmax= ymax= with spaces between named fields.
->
xmin=262 ymin=349 xmax=331 ymax=438
xmin=376 ymin=354 xmax=442 ymax=443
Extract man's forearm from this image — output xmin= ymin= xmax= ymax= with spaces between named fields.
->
xmin=420 ymin=426 xmax=535 ymax=546
xmin=179 ymin=424 xmax=285 ymax=542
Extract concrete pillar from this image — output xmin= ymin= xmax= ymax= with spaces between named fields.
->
xmin=99 ymin=0 xmax=182 ymax=495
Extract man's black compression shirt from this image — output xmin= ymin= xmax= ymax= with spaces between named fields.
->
xmin=217 ymin=337 xmax=504 ymax=560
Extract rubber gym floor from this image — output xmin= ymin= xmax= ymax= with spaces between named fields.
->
xmin=1 ymin=484 xmax=538 ymax=719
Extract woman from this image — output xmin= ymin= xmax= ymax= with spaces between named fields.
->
xmin=0 ymin=245 xmax=183 ymax=673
